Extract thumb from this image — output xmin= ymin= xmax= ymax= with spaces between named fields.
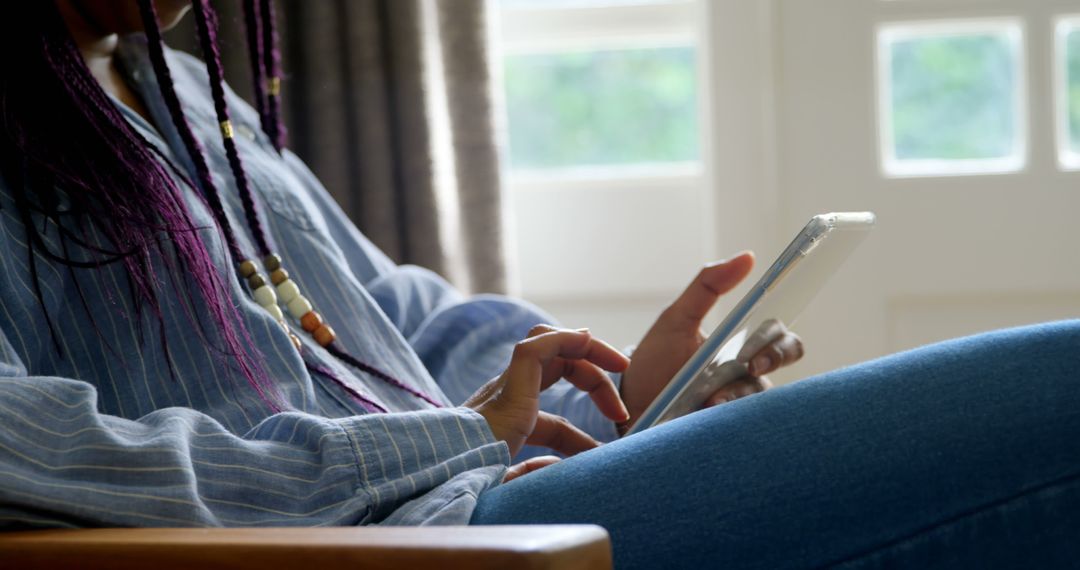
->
xmin=503 ymin=455 xmax=562 ymax=483
xmin=663 ymin=252 xmax=754 ymax=330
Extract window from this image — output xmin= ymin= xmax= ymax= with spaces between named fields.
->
xmin=1055 ymin=16 xmax=1080 ymax=170
xmin=497 ymin=0 xmax=707 ymax=293
xmin=876 ymin=20 xmax=1026 ymax=178
xmin=500 ymin=0 xmax=701 ymax=176
xmin=495 ymin=0 xmax=709 ymax=347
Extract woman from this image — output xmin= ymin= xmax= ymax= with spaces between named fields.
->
xmin=0 ymin=1 xmax=1077 ymax=568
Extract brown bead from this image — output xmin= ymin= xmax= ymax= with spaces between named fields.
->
xmin=270 ymin=268 xmax=290 ymax=286
xmin=300 ymin=311 xmax=323 ymax=333
xmin=247 ymin=274 xmax=266 ymax=290
xmin=313 ymin=324 xmax=336 ymax=348
xmin=263 ymin=253 xmax=282 ymax=272
xmin=238 ymin=260 xmax=258 ymax=278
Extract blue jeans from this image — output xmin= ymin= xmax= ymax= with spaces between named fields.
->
xmin=470 ymin=320 xmax=1080 ymax=569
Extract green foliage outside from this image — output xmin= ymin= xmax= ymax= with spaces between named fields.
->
xmin=503 ymin=47 xmax=699 ymax=170
xmin=890 ymin=34 xmax=1016 ymax=160
xmin=1067 ymin=31 xmax=1080 ymax=153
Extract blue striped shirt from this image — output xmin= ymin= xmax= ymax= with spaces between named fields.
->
xmin=0 ymin=36 xmax=617 ymax=529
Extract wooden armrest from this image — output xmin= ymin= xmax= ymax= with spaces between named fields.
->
xmin=0 ymin=525 xmax=612 ymax=570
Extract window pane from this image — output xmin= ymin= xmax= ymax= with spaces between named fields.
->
xmin=503 ymin=47 xmax=699 ymax=170
xmin=1060 ymin=21 xmax=1080 ymax=162
xmin=879 ymin=22 xmax=1024 ymax=176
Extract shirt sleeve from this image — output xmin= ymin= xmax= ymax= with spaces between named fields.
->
xmin=280 ymin=153 xmax=621 ymax=451
xmin=0 ymin=330 xmax=509 ymax=529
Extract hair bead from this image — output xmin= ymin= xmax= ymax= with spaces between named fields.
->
xmin=287 ymin=295 xmax=312 ymax=319
xmin=269 ymin=268 xmax=289 ymax=285
xmin=264 ymin=303 xmax=284 ymax=322
xmin=313 ymin=324 xmax=336 ymax=347
xmin=247 ymin=274 xmax=266 ymax=290
xmin=252 ymin=285 xmax=277 ymax=307
xmin=263 ymin=253 xmax=282 ymax=271
xmin=268 ymin=76 xmax=281 ymax=97
xmin=276 ymin=279 xmax=299 ymax=304
xmin=300 ymin=311 xmax=322 ymax=333
xmin=238 ymin=260 xmax=258 ymax=278
xmin=219 ymin=120 xmax=234 ymax=139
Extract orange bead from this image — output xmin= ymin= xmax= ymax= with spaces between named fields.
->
xmin=300 ymin=311 xmax=323 ymax=333
xmin=313 ymin=324 xmax=336 ymax=347
xmin=270 ymin=268 xmax=289 ymax=286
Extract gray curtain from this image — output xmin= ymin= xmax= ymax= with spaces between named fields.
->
xmin=167 ymin=0 xmax=508 ymax=294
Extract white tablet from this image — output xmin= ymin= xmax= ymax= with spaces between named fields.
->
xmin=625 ymin=212 xmax=876 ymax=435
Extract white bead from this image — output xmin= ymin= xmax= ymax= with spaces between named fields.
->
xmin=276 ymin=279 xmax=300 ymax=304
xmin=263 ymin=303 xmax=284 ymax=322
xmin=287 ymin=295 xmax=313 ymax=319
xmin=253 ymin=285 xmax=277 ymax=307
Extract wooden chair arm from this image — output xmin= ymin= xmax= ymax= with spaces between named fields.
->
xmin=0 ymin=525 xmax=612 ymax=570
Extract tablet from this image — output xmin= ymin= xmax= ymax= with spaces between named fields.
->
xmin=624 ymin=212 xmax=876 ymax=436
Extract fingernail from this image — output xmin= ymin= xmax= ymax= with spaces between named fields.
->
xmin=576 ymin=327 xmax=590 ymax=334
xmin=751 ymin=355 xmax=770 ymax=375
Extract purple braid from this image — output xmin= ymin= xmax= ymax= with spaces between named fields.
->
xmin=304 ymin=361 xmax=388 ymax=414
xmin=240 ymin=0 xmax=272 ymax=143
xmin=173 ymin=0 xmax=440 ymax=409
xmin=327 ymin=344 xmax=445 ymax=408
xmin=189 ymin=0 xmax=273 ymax=256
xmin=0 ymin=1 xmax=275 ymax=406
xmin=137 ymin=0 xmax=245 ymax=265
xmin=259 ymin=0 xmax=287 ymax=151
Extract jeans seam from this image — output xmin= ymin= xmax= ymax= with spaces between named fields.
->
xmin=824 ymin=467 xmax=1080 ymax=568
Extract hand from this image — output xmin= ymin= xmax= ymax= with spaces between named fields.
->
xmin=619 ymin=253 xmax=804 ymax=428
xmin=703 ymin=318 xmax=804 ymax=406
xmin=466 ymin=326 xmax=630 ymax=458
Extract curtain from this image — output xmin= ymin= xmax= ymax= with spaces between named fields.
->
xmin=167 ymin=0 xmax=508 ymax=294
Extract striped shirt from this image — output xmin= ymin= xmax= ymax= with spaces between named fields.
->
xmin=0 ymin=36 xmax=617 ymax=529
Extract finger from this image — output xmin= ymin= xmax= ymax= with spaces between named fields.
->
xmin=661 ymin=253 xmax=755 ymax=330
xmin=504 ymin=330 xmax=629 ymax=401
xmin=544 ymin=358 xmax=629 ymax=422
xmin=736 ymin=318 xmax=786 ymax=363
xmin=527 ymin=327 xmax=630 ymax=373
xmin=526 ymin=323 xmax=558 ymax=339
xmin=527 ymin=411 xmax=600 ymax=456
xmin=577 ymin=333 xmax=631 ymax=373
xmin=748 ymin=342 xmax=784 ymax=377
xmin=703 ymin=376 xmax=771 ymax=407
xmin=748 ymin=333 xmax=804 ymax=376
xmin=503 ymin=455 xmax=561 ymax=483
xmin=503 ymin=331 xmax=591 ymax=403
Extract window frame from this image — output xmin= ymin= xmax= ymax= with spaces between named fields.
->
xmin=874 ymin=17 xmax=1029 ymax=179
xmin=494 ymin=0 xmax=715 ymax=303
